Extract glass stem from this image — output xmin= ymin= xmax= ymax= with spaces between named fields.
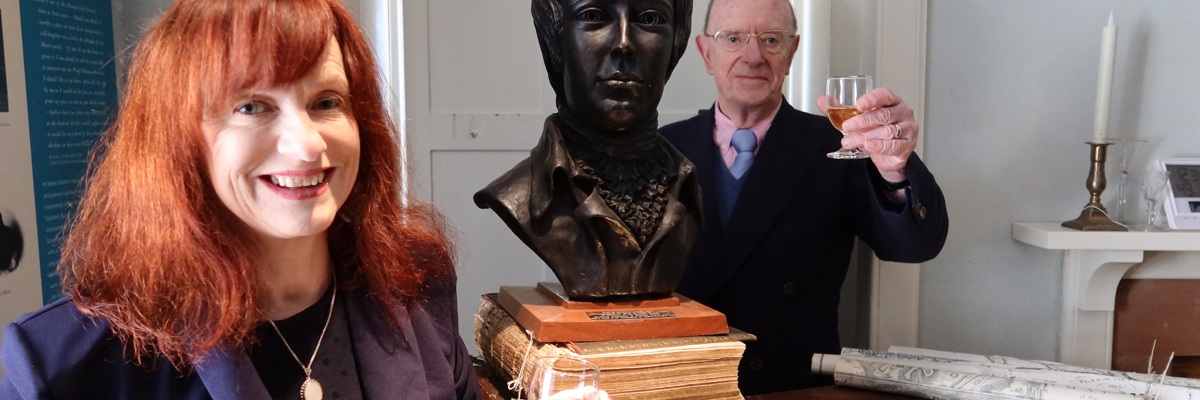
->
xmin=1149 ymin=200 xmax=1159 ymax=226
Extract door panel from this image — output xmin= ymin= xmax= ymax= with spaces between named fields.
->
xmin=431 ymin=150 xmax=550 ymax=343
xmin=427 ymin=2 xmax=545 ymax=114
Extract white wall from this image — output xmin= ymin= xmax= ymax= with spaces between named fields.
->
xmin=114 ymin=0 xmax=367 ymax=67
xmin=111 ymin=0 xmax=170 ymax=88
xmin=920 ymin=0 xmax=1200 ymax=361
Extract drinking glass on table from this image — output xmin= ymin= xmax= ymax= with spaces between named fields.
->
xmin=825 ymin=75 xmax=874 ymax=160
xmin=527 ymin=356 xmax=604 ymax=400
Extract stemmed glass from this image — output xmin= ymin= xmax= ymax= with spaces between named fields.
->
xmin=825 ymin=75 xmax=874 ymax=160
xmin=526 ymin=356 xmax=603 ymax=400
xmin=1109 ymin=138 xmax=1148 ymax=224
xmin=1129 ymin=170 xmax=1169 ymax=232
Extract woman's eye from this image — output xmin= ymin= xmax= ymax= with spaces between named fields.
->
xmin=637 ymin=11 xmax=667 ymax=25
xmin=314 ymin=96 xmax=344 ymax=111
xmin=576 ymin=8 xmax=606 ymax=23
xmin=235 ymin=101 xmax=268 ymax=115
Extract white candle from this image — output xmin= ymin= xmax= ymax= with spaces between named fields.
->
xmin=1092 ymin=12 xmax=1117 ymax=144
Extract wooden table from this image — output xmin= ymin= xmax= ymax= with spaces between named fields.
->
xmin=476 ymin=364 xmax=515 ymax=400
xmin=746 ymin=386 xmax=917 ymax=399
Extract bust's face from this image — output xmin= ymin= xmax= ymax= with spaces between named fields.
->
xmin=559 ymin=0 xmax=675 ymax=133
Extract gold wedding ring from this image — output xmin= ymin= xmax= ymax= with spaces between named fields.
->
xmin=891 ymin=123 xmax=902 ymax=139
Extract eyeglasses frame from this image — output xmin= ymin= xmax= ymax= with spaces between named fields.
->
xmin=705 ymin=30 xmax=799 ymax=54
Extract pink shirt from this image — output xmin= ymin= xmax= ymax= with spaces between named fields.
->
xmin=713 ymin=100 xmax=781 ymax=168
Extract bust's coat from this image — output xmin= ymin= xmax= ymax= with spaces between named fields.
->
xmin=474 ymin=114 xmax=703 ymax=299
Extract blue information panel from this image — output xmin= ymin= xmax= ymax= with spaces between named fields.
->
xmin=20 ymin=0 xmax=117 ymax=303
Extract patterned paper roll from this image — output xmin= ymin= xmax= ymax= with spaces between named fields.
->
xmin=829 ymin=355 xmax=1143 ymax=400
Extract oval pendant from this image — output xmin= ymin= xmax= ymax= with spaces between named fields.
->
xmin=301 ymin=378 xmax=324 ymax=400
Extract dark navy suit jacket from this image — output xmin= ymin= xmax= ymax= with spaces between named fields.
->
xmin=660 ymin=100 xmax=948 ymax=395
xmin=0 ymin=280 xmax=481 ymax=400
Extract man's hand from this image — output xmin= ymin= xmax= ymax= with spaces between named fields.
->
xmin=818 ymin=87 xmax=918 ymax=183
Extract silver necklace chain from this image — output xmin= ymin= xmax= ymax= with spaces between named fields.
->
xmin=267 ymin=276 xmax=337 ymax=387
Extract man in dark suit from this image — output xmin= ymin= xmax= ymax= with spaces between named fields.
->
xmin=659 ymin=0 xmax=949 ymax=395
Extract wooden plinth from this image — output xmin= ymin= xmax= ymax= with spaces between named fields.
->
xmin=496 ymin=283 xmax=728 ymax=343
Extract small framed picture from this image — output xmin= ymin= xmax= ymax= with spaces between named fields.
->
xmin=1158 ymin=158 xmax=1200 ymax=230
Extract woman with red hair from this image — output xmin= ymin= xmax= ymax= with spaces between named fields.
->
xmin=0 ymin=0 xmax=481 ymax=398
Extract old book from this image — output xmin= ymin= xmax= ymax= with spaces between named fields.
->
xmin=475 ymin=293 xmax=752 ymax=400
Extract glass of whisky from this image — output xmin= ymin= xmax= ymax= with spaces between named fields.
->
xmin=825 ymin=75 xmax=874 ymax=160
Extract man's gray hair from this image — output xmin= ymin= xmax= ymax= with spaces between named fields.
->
xmin=702 ymin=0 xmax=797 ymax=34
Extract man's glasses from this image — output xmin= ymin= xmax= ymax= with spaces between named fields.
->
xmin=706 ymin=30 xmax=795 ymax=54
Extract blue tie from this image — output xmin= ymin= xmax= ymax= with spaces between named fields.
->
xmin=729 ymin=128 xmax=757 ymax=179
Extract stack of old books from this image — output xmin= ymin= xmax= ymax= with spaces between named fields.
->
xmin=475 ymin=294 xmax=752 ymax=400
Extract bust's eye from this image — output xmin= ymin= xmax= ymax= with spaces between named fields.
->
xmin=636 ymin=10 xmax=667 ymax=25
xmin=576 ymin=8 xmax=606 ymax=23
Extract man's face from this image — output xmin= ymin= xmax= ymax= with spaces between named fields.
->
xmin=698 ymin=0 xmax=798 ymax=113
xmin=560 ymin=0 xmax=675 ymax=132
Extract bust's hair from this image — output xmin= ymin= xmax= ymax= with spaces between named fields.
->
xmin=532 ymin=0 xmax=693 ymax=109
xmin=61 ymin=0 xmax=454 ymax=366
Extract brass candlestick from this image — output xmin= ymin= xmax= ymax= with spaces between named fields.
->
xmin=1063 ymin=142 xmax=1127 ymax=231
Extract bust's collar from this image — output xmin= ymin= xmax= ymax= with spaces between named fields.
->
xmin=528 ymin=114 xmax=576 ymax=220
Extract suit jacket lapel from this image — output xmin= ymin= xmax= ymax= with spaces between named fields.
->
xmin=193 ymin=346 xmax=270 ymax=400
xmin=346 ymin=291 xmax=431 ymax=400
xmin=669 ymin=108 xmax=725 ymax=235
xmin=714 ymin=101 xmax=823 ymax=284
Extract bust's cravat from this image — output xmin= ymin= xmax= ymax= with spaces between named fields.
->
xmin=729 ymin=128 xmax=757 ymax=179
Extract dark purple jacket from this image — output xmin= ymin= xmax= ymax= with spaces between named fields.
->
xmin=0 ymin=280 xmax=481 ymax=400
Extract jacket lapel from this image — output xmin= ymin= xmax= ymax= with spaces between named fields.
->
xmin=193 ymin=346 xmax=270 ymax=400
xmin=193 ymin=292 xmax=432 ymax=400
xmin=709 ymin=101 xmax=824 ymax=289
xmin=346 ymin=291 xmax=431 ymax=400
xmin=669 ymin=108 xmax=725 ymax=235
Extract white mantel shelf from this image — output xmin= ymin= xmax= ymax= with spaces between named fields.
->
xmin=1012 ymin=222 xmax=1200 ymax=370
xmin=1013 ymin=222 xmax=1200 ymax=251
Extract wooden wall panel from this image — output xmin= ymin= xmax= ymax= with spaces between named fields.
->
xmin=1113 ymin=279 xmax=1200 ymax=378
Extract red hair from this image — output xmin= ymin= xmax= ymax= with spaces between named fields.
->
xmin=61 ymin=0 xmax=453 ymax=366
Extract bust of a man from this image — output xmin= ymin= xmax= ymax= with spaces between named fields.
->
xmin=474 ymin=0 xmax=699 ymax=300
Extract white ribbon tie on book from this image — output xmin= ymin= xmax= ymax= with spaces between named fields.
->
xmin=730 ymin=128 xmax=757 ymax=179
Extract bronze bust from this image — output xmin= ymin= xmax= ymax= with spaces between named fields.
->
xmin=474 ymin=0 xmax=699 ymax=300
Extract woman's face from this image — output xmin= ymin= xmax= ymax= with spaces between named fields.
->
xmin=560 ymin=0 xmax=675 ymax=132
xmin=202 ymin=39 xmax=360 ymax=242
